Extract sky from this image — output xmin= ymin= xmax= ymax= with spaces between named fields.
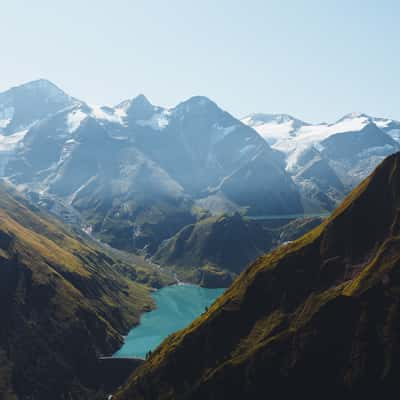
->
xmin=0 ymin=0 xmax=399 ymax=123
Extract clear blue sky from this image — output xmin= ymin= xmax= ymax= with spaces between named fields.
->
xmin=1 ymin=0 xmax=399 ymax=122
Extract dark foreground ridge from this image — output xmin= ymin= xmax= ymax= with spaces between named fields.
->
xmin=114 ymin=152 xmax=400 ymax=399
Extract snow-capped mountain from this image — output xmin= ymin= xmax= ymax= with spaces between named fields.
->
xmin=129 ymin=96 xmax=285 ymax=197
xmin=242 ymin=112 xmax=400 ymax=210
xmin=241 ymin=113 xmax=309 ymax=145
xmin=0 ymin=79 xmax=77 ymax=136
xmin=243 ymin=112 xmax=400 ymax=156
xmin=0 ymin=79 xmax=78 ymax=173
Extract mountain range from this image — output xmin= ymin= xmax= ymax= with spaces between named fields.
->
xmin=114 ymin=151 xmax=400 ymax=400
xmin=1 ymin=79 xmax=399 ymax=281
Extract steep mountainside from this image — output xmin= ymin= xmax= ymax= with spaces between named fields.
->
xmin=0 ymin=184 xmax=167 ymax=399
xmin=115 ymin=152 xmax=400 ymax=399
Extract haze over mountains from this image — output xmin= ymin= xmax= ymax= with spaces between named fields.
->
xmin=0 ymin=79 xmax=399 ymax=281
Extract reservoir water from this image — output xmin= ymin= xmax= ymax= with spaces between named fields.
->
xmin=114 ymin=284 xmax=224 ymax=359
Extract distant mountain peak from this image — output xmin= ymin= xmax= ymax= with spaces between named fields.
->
xmin=114 ymin=94 xmax=153 ymax=111
xmin=21 ymin=78 xmax=58 ymax=88
xmin=0 ymin=79 xmax=76 ymax=135
xmin=174 ymin=96 xmax=220 ymax=115
xmin=186 ymin=95 xmax=215 ymax=104
xmin=8 ymin=79 xmax=69 ymax=98
xmin=114 ymin=94 xmax=160 ymax=123
xmin=131 ymin=93 xmax=152 ymax=106
xmin=337 ymin=112 xmax=371 ymax=122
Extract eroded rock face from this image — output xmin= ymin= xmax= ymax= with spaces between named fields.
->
xmin=114 ymin=153 xmax=400 ymax=400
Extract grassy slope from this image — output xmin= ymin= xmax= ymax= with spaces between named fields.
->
xmin=0 ymin=184 xmax=162 ymax=399
xmin=115 ymin=152 xmax=400 ymax=399
xmin=153 ymin=213 xmax=322 ymax=287
xmin=153 ymin=213 xmax=274 ymax=286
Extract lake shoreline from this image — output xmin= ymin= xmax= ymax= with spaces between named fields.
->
xmin=113 ymin=283 xmax=224 ymax=359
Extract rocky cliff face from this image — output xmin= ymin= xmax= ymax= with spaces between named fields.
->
xmin=115 ymin=152 xmax=400 ymax=400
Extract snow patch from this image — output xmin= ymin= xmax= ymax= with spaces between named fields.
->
xmin=136 ymin=110 xmax=171 ymax=130
xmin=270 ymin=115 xmax=371 ymax=157
xmin=373 ymin=118 xmax=392 ymax=128
xmin=0 ymin=129 xmax=27 ymax=151
xmin=0 ymin=107 xmax=15 ymax=129
xmin=90 ymin=105 xmax=125 ymax=124
xmin=66 ymin=109 xmax=87 ymax=133
xmin=243 ymin=117 xmax=295 ymax=144
xmin=313 ymin=142 xmax=325 ymax=152
xmin=65 ymin=138 xmax=77 ymax=144
xmin=68 ymin=175 xmax=97 ymax=205
xmin=285 ymin=146 xmax=309 ymax=173
xmin=255 ymin=120 xmax=295 ymax=144
xmin=245 ymin=113 xmax=372 ymax=156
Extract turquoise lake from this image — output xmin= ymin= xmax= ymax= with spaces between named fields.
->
xmin=114 ymin=284 xmax=224 ymax=359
